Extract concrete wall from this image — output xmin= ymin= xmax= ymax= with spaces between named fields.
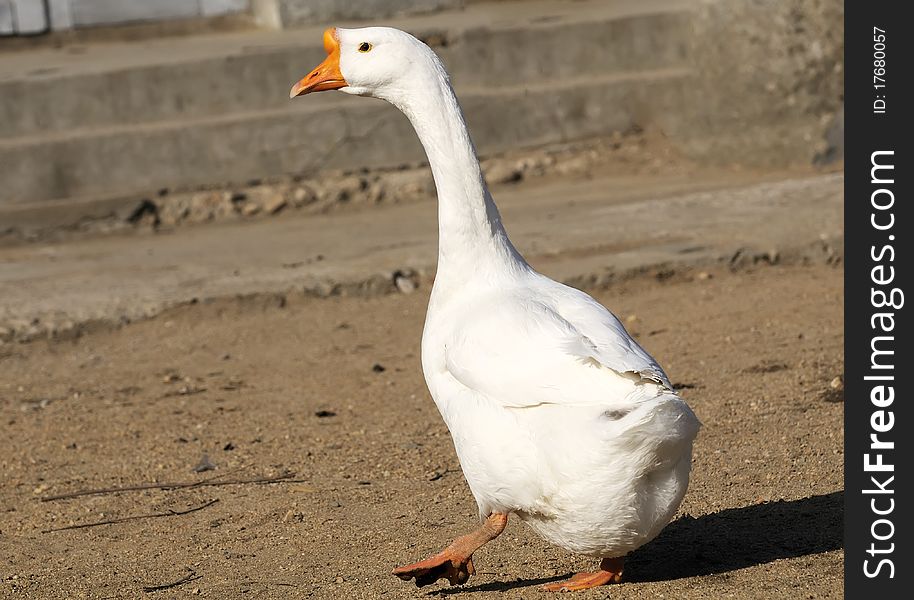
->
xmin=253 ymin=0 xmax=463 ymax=29
xmin=666 ymin=0 xmax=844 ymax=165
xmin=3 ymin=0 xmax=462 ymax=35
xmin=1 ymin=0 xmax=250 ymax=34
xmin=0 ymin=6 xmax=694 ymax=208
xmin=1 ymin=0 xmax=48 ymax=34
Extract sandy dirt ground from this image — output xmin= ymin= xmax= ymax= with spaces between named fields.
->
xmin=0 ymin=261 xmax=842 ymax=599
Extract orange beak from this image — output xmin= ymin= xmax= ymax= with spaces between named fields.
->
xmin=290 ymin=28 xmax=347 ymax=98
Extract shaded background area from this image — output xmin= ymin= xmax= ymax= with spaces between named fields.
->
xmin=1 ymin=0 xmax=842 ymax=233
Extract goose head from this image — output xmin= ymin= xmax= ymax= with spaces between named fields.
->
xmin=290 ymin=27 xmax=444 ymax=104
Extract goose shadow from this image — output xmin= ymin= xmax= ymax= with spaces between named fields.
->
xmin=428 ymin=575 xmax=569 ymax=595
xmin=429 ymin=491 xmax=842 ymax=594
xmin=627 ymin=490 xmax=844 ymax=582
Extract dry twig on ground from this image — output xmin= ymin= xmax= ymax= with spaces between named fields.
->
xmin=40 ymin=471 xmax=299 ymax=502
xmin=143 ymin=568 xmax=201 ymax=593
xmin=42 ymin=499 xmax=219 ymax=533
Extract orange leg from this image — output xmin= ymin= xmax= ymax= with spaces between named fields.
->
xmin=542 ymin=557 xmax=624 ymax=592
xmin=393 ymin=512 xmax=508 ymax=587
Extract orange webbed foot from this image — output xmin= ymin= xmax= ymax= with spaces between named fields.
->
xmin=393 ymin=513 xmax=508 ymax=588
xmin=393 ymin=552 xmax=476 ymax=587
xmin=542 ymin=557 xmax=624 ymax=592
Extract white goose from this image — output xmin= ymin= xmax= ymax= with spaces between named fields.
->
xmin=291 ymin=27 xmax=700 ymax=592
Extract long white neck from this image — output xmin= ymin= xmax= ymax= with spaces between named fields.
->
xmin=386 ymin=69 xmax=527 ymax=285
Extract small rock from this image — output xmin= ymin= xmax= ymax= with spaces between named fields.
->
xmin=327 ymin=175 xmax=366 ymax=205
xmin=367 ymin=182 xmax=386 ymax=204
xmin=554 ymin=155 xmax=591 ymax=176
xmin=315 ymin=410 xmax=336 ymax=418
xmin=372 ymin=363 xmax=386 ymax=373
xmin=182 ymin=191 xmax=231 ymax=222
xmin=335 ymin=577 xmax=344 ymax=584
xmin=822 ymin=377 xmax=844 ymax=403
xmin=484 ymin=162 xmax=522 ymax=184
xmin=214 ymin=192 xmax=240 ymax=219
xmin=263 ymin=194 xmax=287 ymax=215
xmin=223 ymin=442 xmax=235 ymax=451
xmin=283 ymin=510 xmax=305 ymax=523
xmin=697 ymin=271 xmax=713 ymax=280
xmin=515 ymin=156 xmax=547 ymax=175
xmin=291 ymin=186 xmax=316 ymax=207
xmin=157 ymin=197 xmax=191 ymax=226
xmin=193 ymin=454 xmax=216 ymax=473
xmin=241 ymin=202 xmax=261 ymax=217
xmin=393 ymin=271 xmax=416 ymax=294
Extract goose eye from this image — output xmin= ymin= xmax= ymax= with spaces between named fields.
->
xmin=358 ymin=42 xmax=372 ymax=53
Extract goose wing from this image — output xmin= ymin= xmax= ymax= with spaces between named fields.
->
xmin=444 ymin=288 xmax=671 ymax=410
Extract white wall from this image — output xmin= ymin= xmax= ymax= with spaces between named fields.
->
xmin=2 ymin=0 xmax=49 ymax=34
xmin=1 ymin=0 xmax=249 ymax=34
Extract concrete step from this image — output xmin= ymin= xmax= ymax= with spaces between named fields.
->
xmin=1 ymin=69 xmax=689 ymax=206
xmin=0 ymin=0 xmax=693 ymax=209
xmin=0 ymin=0 xmax=689 ymax=139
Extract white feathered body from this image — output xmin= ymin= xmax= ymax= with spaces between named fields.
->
xmin=323 ymin=25 xmax=701 ymax=561
xmin=422 ymin=266 xmax=700 ymax=558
